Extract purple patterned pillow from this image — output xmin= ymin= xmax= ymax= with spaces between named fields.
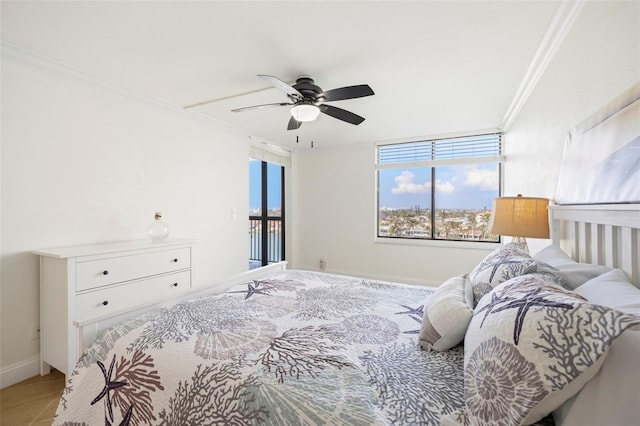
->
xmin=464 ymin=273 xmax=640 ymax=426
xmin=469 ymin=242 xmax=537 ymax=306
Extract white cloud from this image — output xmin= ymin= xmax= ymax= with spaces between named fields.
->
xmin=435 ymin=179 xmax=455 ymax=193
xmin=391 ymin=171 xmax=456 ymax=194
xmin=464 ymin=166 xmax=499 ymax=190
xmin=391 ymin=171 xmax=430 ymax=194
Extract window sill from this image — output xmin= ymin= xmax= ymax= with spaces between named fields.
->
xmin=374 ymin=236 xmax=499 ymax=251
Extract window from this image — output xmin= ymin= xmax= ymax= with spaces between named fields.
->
xmin=248 ymin=143 xmax=290 ymax=269
xmin=249 ymin=160 xmax=285 ymax=267
xmin=376 ymin=133 xmax=503 ymax=242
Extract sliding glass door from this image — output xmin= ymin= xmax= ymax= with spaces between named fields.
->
xmin=249 ymin=160 xmax=285 ymax=268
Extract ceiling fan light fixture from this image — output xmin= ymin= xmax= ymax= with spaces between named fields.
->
xmin=290 ymin=104 xmax=320 ymax=122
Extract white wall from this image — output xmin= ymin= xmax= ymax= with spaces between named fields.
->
xmin=292 ymin=143 xmax=493 ymax=285
xmin=291 ymin=0 xmax=640 ymax=282
xmin=0 ymin=48 xmax=249 ymax=385
xmin=504 ymin=0 xmax=639 ymax=255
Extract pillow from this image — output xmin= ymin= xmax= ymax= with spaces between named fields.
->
xmin=469 ymin=242 xmax=537 ymax=305
xmin=574 ymin=268 xmax=640 ymax=315
xmin=534 ymin=245 xmax=611 ymax=289
xmin=464 ymin=273 xmax=640 ymax=426
xmin=419 ymin=275 xmax=474 ymax=351
xmin=554 ymin=269 xmax=640 ymax=426
xmin=553 ymin=330 xmax=640 ymax=426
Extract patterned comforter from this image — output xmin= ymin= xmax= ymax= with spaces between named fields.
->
xmin=54 ymin=270 xmax=467 ymax=425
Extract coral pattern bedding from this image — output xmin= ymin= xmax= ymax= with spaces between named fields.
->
xmin=55 ymin=270 xmax=471 ymax=425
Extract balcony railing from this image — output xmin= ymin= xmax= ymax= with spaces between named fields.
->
xmin=249 ymin=216 xmax=283 ymax=264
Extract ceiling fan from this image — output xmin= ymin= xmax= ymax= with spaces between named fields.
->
xmin=231 ymin=75 xmax=375 ymax=130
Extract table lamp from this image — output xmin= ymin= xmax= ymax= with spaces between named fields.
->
xmin=487 ymin=194 xmax=550 ymax=246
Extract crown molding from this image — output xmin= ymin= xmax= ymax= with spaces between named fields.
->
xmin=1 ymin=41 xmax=251 ymax=138
xmin=500 ymin=0 xmax=585 ymax=132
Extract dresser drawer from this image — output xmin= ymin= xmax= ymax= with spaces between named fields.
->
xmin=75 ymin=270 xmax=191 ymax=322
xmin=75 ymin=247 xmax=190 ymax=291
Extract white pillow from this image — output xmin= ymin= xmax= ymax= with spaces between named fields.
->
xmin=464 ymin=273 xmax=640 ymax=426
xmin=554 ymin=269 xmax=640 ymax=426
xmin=534 ymin=245 xmax=611 ymax=289
xmin=419 ymin=275 xmax=473 ymax=351
xmin=575 ymin=269 xmax=640 ymax=315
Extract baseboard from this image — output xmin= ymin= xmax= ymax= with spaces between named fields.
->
xmin=296 ymin=265 xmax=440 ymax=287
xmin=0 ymin=356 xmax=41 ymax=389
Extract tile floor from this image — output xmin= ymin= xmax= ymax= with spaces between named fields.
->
xmin=0 ymin=370 xmax=65 ymax=425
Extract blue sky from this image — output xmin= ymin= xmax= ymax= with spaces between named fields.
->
xmin=379 ymin=164 xmax=499 ymax=210
xmin=249 ymin=160 xmax=282 ymax=211
xmin=250 ymin=161 xmax=498 ymax=212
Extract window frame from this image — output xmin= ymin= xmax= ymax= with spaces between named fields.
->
xmin=374 ymin=131 xmax=504 ymax=247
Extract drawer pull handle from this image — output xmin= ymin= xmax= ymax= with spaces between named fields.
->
xmin=102 ymin=270 xmax=109 ymax=275
xmin=172 ymin=283 xmax=179 ymax=287
xmin=172 ymin=258 xmax=178 ymax=263
xmin=102 ymin=300 xmax=109 ymax=306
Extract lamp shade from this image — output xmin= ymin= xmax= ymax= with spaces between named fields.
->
xmin=290 ymin=104 xmax=320 ymax=122
xmin=487 ymin=195 xmax=550 ymax=239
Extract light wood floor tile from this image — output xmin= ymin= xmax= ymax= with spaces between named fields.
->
xmin=0 ymin=370 xmax=65 ymax=426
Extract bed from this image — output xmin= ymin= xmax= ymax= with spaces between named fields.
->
xmin=56 ymin=268 xmax=462 ymax=425
xmin=53 ymin=87 xmax=640 ymax=425
xmin=50 ymin=209 xmax=640 ymax=426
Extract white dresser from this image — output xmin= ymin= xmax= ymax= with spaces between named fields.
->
xmin=33 ymin=239 xmax=193 ymax=376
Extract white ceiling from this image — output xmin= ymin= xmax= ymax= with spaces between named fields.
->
xmin=1 ymin=1 xmax=562 ymax=150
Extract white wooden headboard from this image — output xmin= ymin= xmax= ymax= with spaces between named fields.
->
xmin=549 ymin=204 xmax=640 ymax=287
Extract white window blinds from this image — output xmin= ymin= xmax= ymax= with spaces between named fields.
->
xmin=377 ymin=133 xmax=503 ymax=166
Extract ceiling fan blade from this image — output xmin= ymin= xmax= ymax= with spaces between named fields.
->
xmin=319 ymin=104 xmax=365 ymax=125
xmin=259 ymin=75 xmax=303 ymax=102
xmin=318 ymin=84 xmax=374 ymax=102
xmin=231 ymin=102 xmax=292 ymax=113
xmin=287 ymin=116 xmax=303 ymax=130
